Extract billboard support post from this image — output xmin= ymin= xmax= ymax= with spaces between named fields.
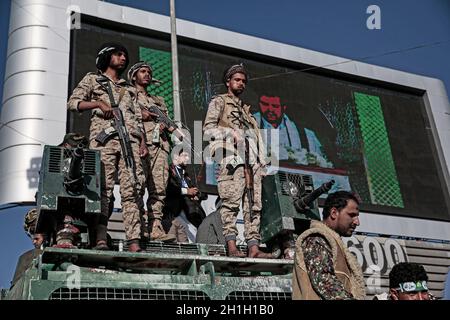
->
xmin=170 ymin=0 xmax=181 ymax=122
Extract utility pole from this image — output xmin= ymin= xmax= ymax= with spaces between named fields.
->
xmin=170 ymin=0 xmax=181 ymax=122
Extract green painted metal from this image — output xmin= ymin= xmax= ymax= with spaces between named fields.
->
xmin=35 ymin=145 xmax=102 ymax=245
xmin=260 ymin=172 xmax=320 ymax=245
xmin=5 ymin=145 xmax=295 ymax=300
xmin=5 ymin=246 xmax=293 ymax=300
xmin=37 ymin=145 xmax=101 ymax=213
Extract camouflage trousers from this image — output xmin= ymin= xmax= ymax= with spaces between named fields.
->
xmin=165 ymin=217 xmax=189 ymax=243
xmin=90 ymin=139 xmax=145 ymax=241
xmin=142 ymin=144 xmax=169 ymax=223
xmin=217 ymin=165 xmax=263 ymax=247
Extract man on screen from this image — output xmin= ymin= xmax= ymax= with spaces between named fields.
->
xmin=253 ymin=94 xmax=333 ymax=168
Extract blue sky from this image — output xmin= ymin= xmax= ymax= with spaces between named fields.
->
xmin=0 ymin=0 xmax=449 ymax=289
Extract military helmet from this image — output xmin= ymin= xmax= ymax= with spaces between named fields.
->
xmin=127 ymin=61 xmax=161 ymax=86
xmin=59 ymin=133 xmax=88 ymax=148
xmin=223 ymin=63 xmax=248 ymax=85
xmin=24 ymin=208 xmax=38 ymax=234
xmin=95 ymin=42 xmax=129 ymax=72
xmin=127 ymin=61 xmax=152 ymax=84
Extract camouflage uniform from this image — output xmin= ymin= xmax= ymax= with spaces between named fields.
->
xmin=134 ymin=91 xmax=171 ymax=235
xmin=165 ymin=217 xmax=189 ymax=243
xmin=292 ymin=220 xmax=366 ymax=300
xmin=203 ymin=93 xmax=267 ymax=248
xmin=301 ymin=236 xmax=355 ymax=299
xmin=67 ymin=72 xmax=145 ymax=242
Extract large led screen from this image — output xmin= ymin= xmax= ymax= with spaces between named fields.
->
xmin=67 ymin=17 xmax=450 ymax=221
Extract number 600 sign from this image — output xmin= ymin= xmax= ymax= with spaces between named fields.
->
xmin=343 ymin=236 xmax=408 ymax=275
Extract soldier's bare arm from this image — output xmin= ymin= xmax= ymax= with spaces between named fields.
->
xmin=67 ymin=74 xmax=113 ymax=118
xmin=79 ymin=101 xmax=113 ymax=119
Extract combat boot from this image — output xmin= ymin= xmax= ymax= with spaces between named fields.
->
xmin=150 ymin=219 xmax=176 ymax=242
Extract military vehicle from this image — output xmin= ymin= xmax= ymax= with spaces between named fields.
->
xmin=2 ymin=0 xmax=449 ymax=300
xmin=5 ymin=143 xmax=329 ymax=300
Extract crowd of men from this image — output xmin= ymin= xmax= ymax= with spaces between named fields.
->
xmin=23 ymin=42 xmax=445 ymax=299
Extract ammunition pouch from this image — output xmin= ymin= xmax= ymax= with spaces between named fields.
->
xmin=152 ymin=125 xmax=160 ymax=144
xmin=225 ymin=155 xmax=245 ymax=175
xmin=95 ymin=127 xmax=117 ymax=145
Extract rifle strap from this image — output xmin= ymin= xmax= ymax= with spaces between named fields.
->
xmin=104 ymin=79 xmax=126 ymax=109
xmin=118 ymin=87 xmax=126 ymax=106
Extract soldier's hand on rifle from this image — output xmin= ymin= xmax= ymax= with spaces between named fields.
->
xmin=141 ymin=108 xmax=159 ymax=122
xmin=141 ymin=108 xmax=152 ymax=121
xmin=149 ymin=111 xmax=159 ymax=120
xmin=97 ymin=101 xmax=113 ymax=119
xmin=139 ymin=142 xmax=149 ymax=158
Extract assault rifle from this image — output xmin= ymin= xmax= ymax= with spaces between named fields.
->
xmin=244 ymin=135 xmax=255 ymax=221
xmin=148 ymin=105 xmax=185 ymax=142
xmin=95 ymin=76 xmax=138 ymax=183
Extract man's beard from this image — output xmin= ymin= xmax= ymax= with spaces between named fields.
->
xmin=232 ymin=87 xmax=244 ymax=96
xmin=111 ymin=62 xmax=126 ymax=73
xmin=263 ymin=112 xmax=282 ymax=126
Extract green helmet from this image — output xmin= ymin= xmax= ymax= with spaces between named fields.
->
xmin=24 ymin=208 xmax=38 ymax=234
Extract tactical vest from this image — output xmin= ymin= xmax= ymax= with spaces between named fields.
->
xmin=210 ymin=94 xmax=267 ymax=166
xmin=215 ymin=94 xmax=255 ymax=130
xmin=292 ymin=220 xmax=366 ymax=300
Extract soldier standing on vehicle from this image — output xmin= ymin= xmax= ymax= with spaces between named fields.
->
xmin=127 ymin=61 xmax=176 ymax=242
xmin=203 ymin=63 xmax=273 ymax=258
xmin=67 ymin=43 xmax=148 ymax=252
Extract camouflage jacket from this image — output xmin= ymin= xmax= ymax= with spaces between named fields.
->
xmin=67 ymin=72 xmax=143 ymax=143
xmin=133 ymin=89 xmax=170 ymax=152
xmin=203 ymin=93 xmax=268 ymax=168
xmin=301 ymin=235 xmax=355 ymax=300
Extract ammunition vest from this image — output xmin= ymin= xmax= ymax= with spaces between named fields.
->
xmin=210 ymin=94 xmax=267 ymax=167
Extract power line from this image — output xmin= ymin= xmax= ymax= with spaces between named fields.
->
xmin=180 ymin=38 xmax=450 ymax=93
xmin=250 ymin=39 xmax=450 ymax=83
